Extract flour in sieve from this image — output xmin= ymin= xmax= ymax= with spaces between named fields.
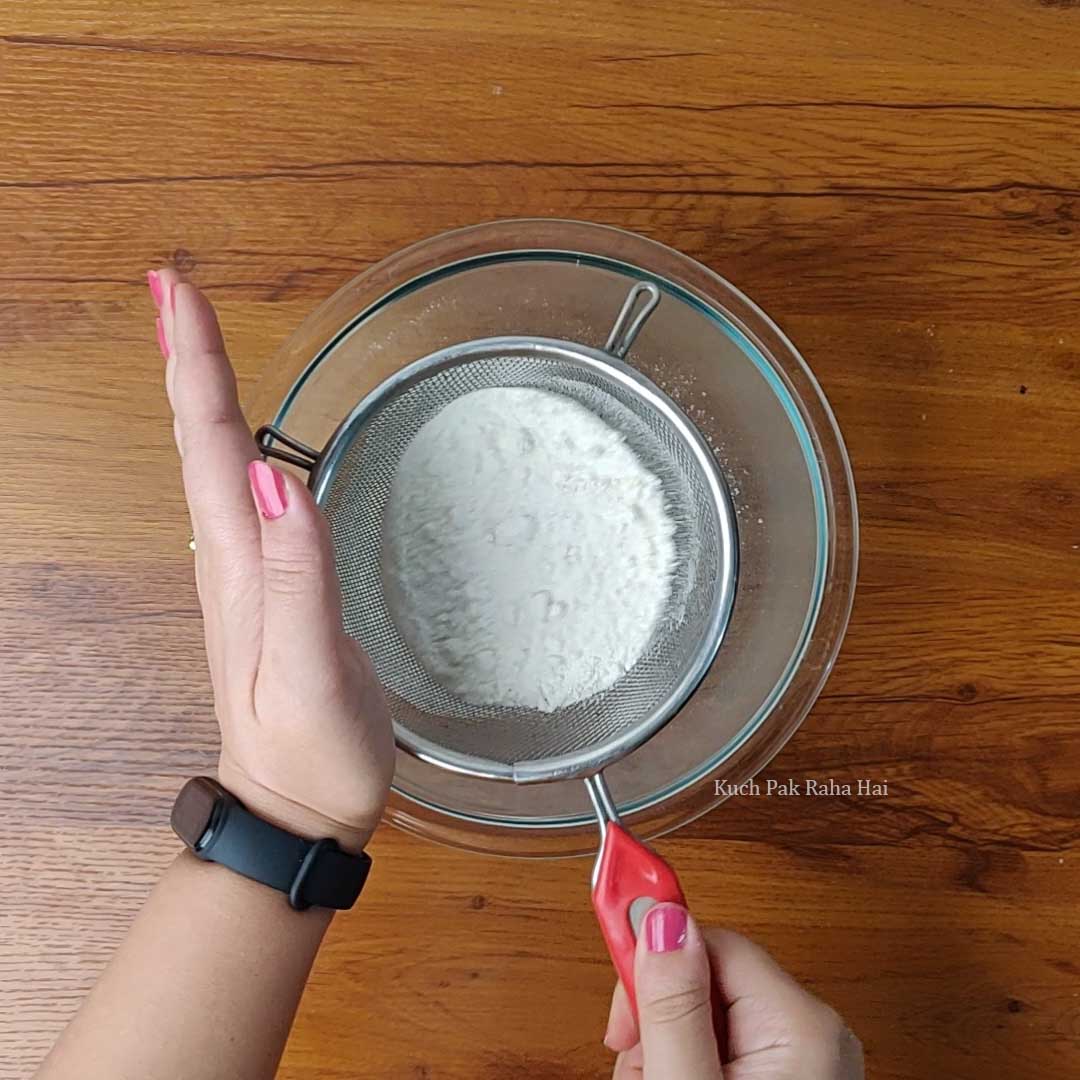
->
xmin=383 ymin=386 xmax=676 ymax=712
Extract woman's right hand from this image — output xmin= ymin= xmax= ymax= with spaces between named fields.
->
xmin=605 ymin=904 xmax=864 ymax=1079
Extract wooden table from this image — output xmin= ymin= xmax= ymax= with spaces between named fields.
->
xmin=2 ymin=3 xmax=1079 ymax=1077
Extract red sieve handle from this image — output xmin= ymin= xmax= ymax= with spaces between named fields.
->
xmin=591 ymin=822 xmax=686 ymax=1017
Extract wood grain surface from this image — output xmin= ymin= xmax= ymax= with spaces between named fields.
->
xmin=2 ymin=2 xmax=1079 ymax=1077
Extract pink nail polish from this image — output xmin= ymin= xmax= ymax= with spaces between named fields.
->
xmin=147 ymin=270 xmax=164 ymax=308
xmin=644 ymin=904 xmax=687 ymax=953
xmin=155 ymin=316 xmax=169 ymax=359
xmin=248 ymin=460 xmax=288 ymax=520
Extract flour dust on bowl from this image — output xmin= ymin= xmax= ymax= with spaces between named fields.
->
xmin=254 ymin=219 xmax=857 ymax=1010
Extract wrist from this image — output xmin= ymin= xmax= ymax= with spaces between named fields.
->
xmin=216 ymin=765 xmax=375 ymax=856
xmin=175 ymin=847 xmax=335 ymax=920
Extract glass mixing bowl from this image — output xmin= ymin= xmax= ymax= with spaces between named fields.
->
xmin=250 ymin=219 xmax=858 ymax=858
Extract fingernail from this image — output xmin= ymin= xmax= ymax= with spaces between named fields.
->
xmin=155 ymin=316 xmax=169 ymax=359
xmin=147 ymin=270 xmax=164 ymax=308
xmin=248 ymin=460 xmax=288 ymax=520
xmin=644 ymin=904 xmax=687 ymax=953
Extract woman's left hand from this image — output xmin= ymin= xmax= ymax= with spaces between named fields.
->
xmin=150 ymin=269 xmax=395 ymax=853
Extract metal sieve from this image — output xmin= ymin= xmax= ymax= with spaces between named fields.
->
xmin=257 ymin=281 xmax=738 ymax=1012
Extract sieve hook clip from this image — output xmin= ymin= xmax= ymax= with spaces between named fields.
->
xmin=255 ymin=425 xmax=320 ymax=472
xmin=604 ymin=281 xmax=661 ymax=360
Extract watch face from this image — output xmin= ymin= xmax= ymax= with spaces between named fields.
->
xmin=171 ymin=778 xmax=223 ymax=851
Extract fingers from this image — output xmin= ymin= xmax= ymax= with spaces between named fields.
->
xmin=148 ymin=268 xmax=183 ymax=411
xmin=612 ymin=921 xmax=862 ymax=1078
xmin=247 ymin=463 xmax=348 ymax=676
xmin=169 ymin=282 xmax=262 ymax=542
xmin=149 ymin=270 xmax=263 ymax=685
xmin=702 ymin=929 xmax=857 ymax=1067
xmin=634 ymin=904 xmax=722 ymax=1080
xmin=605 ymin=979 xmax=638 ymax=1053
xmin=164 ymin=278 xmax=263 ymax=613
xmin=611 ymin=1044 xmax=643 ymax=1080
xmin=703 ymin=928 xmax=809 ymax=1009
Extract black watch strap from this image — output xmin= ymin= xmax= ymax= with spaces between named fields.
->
xmin=172 ymin=778 xmax=371 ymax=911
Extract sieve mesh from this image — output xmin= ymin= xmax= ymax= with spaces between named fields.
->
xmin=314 ymin=338 xmax=736 ymax=782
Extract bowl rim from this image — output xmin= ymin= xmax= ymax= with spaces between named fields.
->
xmin=255 ymin=218 xmax=859 ymax=858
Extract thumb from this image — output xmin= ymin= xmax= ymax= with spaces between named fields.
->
xmin=635 ymin=904 xmax=722 ymax=1080
xmin=247 ymin=460 xmax=346 ymax=671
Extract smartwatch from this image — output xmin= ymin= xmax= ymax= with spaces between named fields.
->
xmin=170 ymin=776 xmax=371 ymax=911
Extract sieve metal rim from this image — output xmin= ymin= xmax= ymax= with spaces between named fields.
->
xmin=260 ymin=335 xmax=738 ymax=785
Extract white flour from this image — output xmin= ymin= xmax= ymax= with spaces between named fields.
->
xmin=384 ymin=387 xmax=675 ymax=712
